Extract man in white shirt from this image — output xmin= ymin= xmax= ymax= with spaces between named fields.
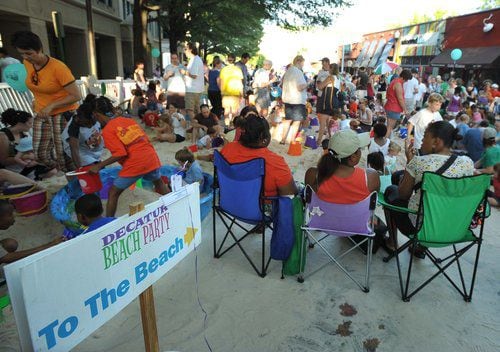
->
xmin=0 ymin=48 xmax=21 ymax=82
xmin=253 ymin=59 xmax=276 ymax=117
xmin=163 ymin=53 xmax=186 ymax=110
xmin=403 ymin=68 xmax=419 ymax=113
xmin=406 ymin=93 xmax=444 ymax=150
xmin=182 ymin=42 xmax=205 ymax=121
xmin=280 ymin=55 xmax=308 ymax=144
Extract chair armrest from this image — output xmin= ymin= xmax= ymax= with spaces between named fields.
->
xmin=377 ymin=193 xmax=417 ymax=214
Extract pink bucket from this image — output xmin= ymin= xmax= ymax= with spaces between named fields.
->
xmin=11 ymin=190 xmax=48 ymax=217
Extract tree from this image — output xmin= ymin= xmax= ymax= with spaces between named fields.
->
xmin=132 ymin=0 xmax=160 ymax=74
xmin=478 ymin=0 xmax=500 ymax=9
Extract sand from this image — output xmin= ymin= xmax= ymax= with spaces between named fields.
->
xmin=1 ymin=123 xmax=499 ymax=352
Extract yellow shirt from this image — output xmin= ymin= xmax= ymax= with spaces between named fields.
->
xmin=219 ymin=64 xmax=243 ymax=96
xmin=24 ymin=57 xmax=78 ymax=115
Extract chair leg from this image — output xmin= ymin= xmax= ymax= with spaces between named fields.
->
xmin=468 ymin=240 xmax=482 ymax=302
xmin=297 ymin=230 xmax=306 ymax=283
xmin=453 ymin=245 xmax=468 ymax=299
xmin=402 ymin=239 xmax=417 ymax=302
xmin=364 ymin=238 xmax=373 ymax=293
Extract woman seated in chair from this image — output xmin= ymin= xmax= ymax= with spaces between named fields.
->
xmin=386 ymin=121 xmax=474 ymax=258
xmin=304 ymin=129 xmax=380 ymax=203
xmin=220 ymin=113 xmax=297 ymax=196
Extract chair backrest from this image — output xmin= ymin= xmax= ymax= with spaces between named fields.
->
xmin=305 ymin=187 xmax=377 ymax=236
xmin=417 ymin=172 xmax=490 ymax=246
xmin=213 ymin=150 xmax=265 ymax=222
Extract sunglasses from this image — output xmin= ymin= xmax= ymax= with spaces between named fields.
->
xmin=31 ymin=70 xmax=39 ymax=86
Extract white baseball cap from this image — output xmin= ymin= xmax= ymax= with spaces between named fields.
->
xmin=328 ymin=130 xmax=370 ymax=159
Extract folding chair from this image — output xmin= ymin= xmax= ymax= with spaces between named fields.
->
xmin=379 ymin=172 xmax=490 ymax=301
xmin=212 ymin=150 xmax=272 ymax=277
xmin=298 ymin=186 xmax=377 ymax=292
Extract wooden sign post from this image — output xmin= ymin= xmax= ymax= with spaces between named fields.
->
xmin=130 ymin=202 xmax=159 ymax=352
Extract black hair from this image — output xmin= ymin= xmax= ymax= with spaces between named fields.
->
xmin=232 ymin=115 xmax=244 ymax=128
xmin=241 ymin=53 xmax=250 ymax=59
xmin=133 ymin=88 xmax=143 ymax=97
xmin=168 ymin=102 xmax=177 ymax=109
xmin=239 ymin=114 xmax=270 ymax=148
xmin=207 ymin=127 xmax=216 ymax=135
xmin=479 ymin=120 xmax=489 ymax=127
xmin=227 ymin=54 xmax=236 ymax=63
xmin=400 ymin=69 xmax=412 ymax=81
xmin=148 ymin=81 xmax=156 ymax=91
xmin=373 ymin=123 xmax=387 ymax=138
xmin=240 ymin=105 xmax=258 ymax=117
xmin=0 ymin=48 xmax=8 ymax=55
xmin=367 ymin=152 xmax=384 ymax=172
xmin=93 ymin=96 xmax=114 ymax=115
xmin=135 ymin=60 xmax=144 ymax=67
xmin=76 ymin=103 xmax=95 ymax=122
xmin=321 ymin=139 xmax=329 ymax=150
xmin=426 ymin=121 xmax=461 ymax=148
xmin=317 ymin=152 xmax=350 ymax=185
xmin=75 ymin=194 xmax=103 ymax=218
xmin=200 ymin=103 xmax=210 ymax=110
xmin=11 ymin=31 xmax=43 ymax=51
xmin=186 ymin=42 xmax=198 ymax=55
xmin=83 ymin=93 xmax=97 ymax=104
xmin=1 ymin=108 xmax=32 ymax=126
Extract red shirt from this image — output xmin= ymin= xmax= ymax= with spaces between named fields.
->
xmin=384 ymin=78 xmax=405 ymax=113
xmin=220 ymin=142 xmax=293 ymax=197
xmin=318 ymin=167 xmax=370 ymax=204
xmin=102 ymin=117 xmax=161 ymax=177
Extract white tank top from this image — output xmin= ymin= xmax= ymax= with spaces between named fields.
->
xmin=369 ymin=138 xmax=391 ymax=156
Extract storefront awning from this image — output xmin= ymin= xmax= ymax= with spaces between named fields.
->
xmin=431 ymin=46 xmax=500 ymax=67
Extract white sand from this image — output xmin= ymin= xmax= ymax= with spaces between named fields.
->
xmin=1 ymin=125 xmax=499 ymax=352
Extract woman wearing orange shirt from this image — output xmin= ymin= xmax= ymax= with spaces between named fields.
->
xmin=305 ymin=129 xmax=380 ymax=204
xmin=87 ymin=96 xmax=170 ymax=216
xmin=221 ymin=114 xmax=297 ymax=197
xmin=12 ymin=31 xmax=81 ymax=172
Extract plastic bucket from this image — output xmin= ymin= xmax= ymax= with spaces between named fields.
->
xmin=66 ymin=166 xmax=102 ymax=194
xmin=188 ymin=144 xmax=198 ymax=152
xmin=305 ymin=135 xmax=318 ymax=149
xmin=11 ymin=190 xmax=48 ymax=217
xmin=399 ymin=127 xmax=408 ymax=139
xmin=287 ymin=141 xmax=302 ymax=156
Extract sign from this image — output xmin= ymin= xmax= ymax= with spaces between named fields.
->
xmin=5 ymin=184 xmax=201 ymax=352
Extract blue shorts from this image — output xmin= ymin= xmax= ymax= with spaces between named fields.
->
xmin=113 ymin=168 xmax=161 ymax=190
xmin=386 ymin=110 xmax=402 ymax=121
xmin=284 ymin=103 xmax=306 ymax=121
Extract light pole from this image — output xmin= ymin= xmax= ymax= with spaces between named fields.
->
xmin=85 ymin=0 xmax=98 ymax=76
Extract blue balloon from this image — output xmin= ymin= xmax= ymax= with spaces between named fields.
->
xmin=3 ymin=63 xmax=28 ymax=92
xmin=450 ymin=48 xmax=463 ymax=61
xmin=151 ymin=48 xmax=161 ymax=58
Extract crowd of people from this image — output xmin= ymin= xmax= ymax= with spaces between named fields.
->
xmin=1 ymin=30 xmax=499 ymax=274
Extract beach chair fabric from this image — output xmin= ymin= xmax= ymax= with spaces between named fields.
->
xmin=212 ymin=150 xmax=272 ymax=277
xmin=299 ymin=186 xmax=377 ymax=292
xmin=379 ymin=172 xmax=490 ymax=301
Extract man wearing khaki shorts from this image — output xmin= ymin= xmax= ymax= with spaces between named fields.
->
xmin=219 ymin=53 xmax=243 ymax=126
xmin=182 ymin=42 xmax=205 ymax=121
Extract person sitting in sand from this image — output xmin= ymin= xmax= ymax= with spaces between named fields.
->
xmin=191 ymin=104 xmax=224 ymax=143
xmin=75 ymin=194 xmax=115 ymax=233
xmin=221 ymin=113 xmax=297 ymax=197
xmin=368 ymin=123 xmax=390 ymax=157
xmin=87 ymin=96 xmax=170 ymax=217
xmin=0 ymin=200 xmax=64 ymax=284
xmin=154 ymin=103 xmax=186 ymax=143
xmin=197 ymin=127 xmax=217 ymax=149
xmin=175 ymin=148 xmax=204 ymax=190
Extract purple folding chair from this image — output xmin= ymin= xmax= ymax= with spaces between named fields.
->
xmin=299 ymin=186 xmax=377 ymax=292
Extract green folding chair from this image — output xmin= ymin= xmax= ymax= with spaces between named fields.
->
xmin=379 ymin=172 xmax=490 ymax=302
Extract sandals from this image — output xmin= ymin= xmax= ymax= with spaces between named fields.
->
xmin=408 ymin=244 xmax=426 ymax=259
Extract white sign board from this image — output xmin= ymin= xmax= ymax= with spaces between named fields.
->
xmin=5 ymin=184 xmax=201 ymax=352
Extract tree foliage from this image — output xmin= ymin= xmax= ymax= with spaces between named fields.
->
xmin=478 ymin=0 xmax=500 ymax=10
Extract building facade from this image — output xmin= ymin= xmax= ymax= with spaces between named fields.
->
xmin=0 ymin=0 xmax=161 ymax=79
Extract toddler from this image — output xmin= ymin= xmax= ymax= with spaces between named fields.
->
xmin=385 ymin=142 xmax=401 ymax=175
xmin=197 ymin=127 xmax=217 ymax=149
xmin=175 ymin=148 xmax=204 ymax=190
xmin=15 ymin=136 xmax=56 ymax=180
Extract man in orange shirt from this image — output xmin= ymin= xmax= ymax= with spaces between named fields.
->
xmin=12 ymin=31 xmax=81 ymax=172
xmin=88 ymin=96 xmax=170 ymax=216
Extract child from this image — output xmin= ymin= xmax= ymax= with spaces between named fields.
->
xmin=339 ymin=113 xmax=350 ymax=130
xmin=367 ymin=151 xmax=385 ymax=175
xmin=385 ymin=141 xmax=401 ymax=174
xmin=321 ymin=138 xmax=329 ymax=155
xmin=15 ymin=136 xmax=57 ymax=180
xmin=374 ymin=93 xmax=385 ymax=117
xmin=154 ymin=104 xmax=186 ymax=143
xmin=348 ymin=97 xmax=358 ymax=118
xmin=349 ymin=119 xmax=362 ymax=133
xmin=175 ymin=148 xmax=204 ymax=190
xmin=369 ymin=123 xmax=390 ymax=156
xmin=456 ymin=114 xmax=470 ymax=149
xmin=88 ymin=95 xmax=170 ymax=217
xmin=75 ymin=194 xmax=115 ymax=233
xmin=471 ymin=104 xmax=482 ymax=124
xmin=197 ymin=127 xmax=217 ymax=149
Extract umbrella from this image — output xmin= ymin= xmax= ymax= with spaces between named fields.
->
xmin=374 ymin=61 xmax=399 ymax=75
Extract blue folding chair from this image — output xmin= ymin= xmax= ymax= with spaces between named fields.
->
xmin=299 ymin=186 xmax=377 ymax=292
xmin=212 ymin=150 xmax=273 ymax=277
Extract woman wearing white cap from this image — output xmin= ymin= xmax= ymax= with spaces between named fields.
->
xmin=305 ymin=130 xmax=380 ymax=203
